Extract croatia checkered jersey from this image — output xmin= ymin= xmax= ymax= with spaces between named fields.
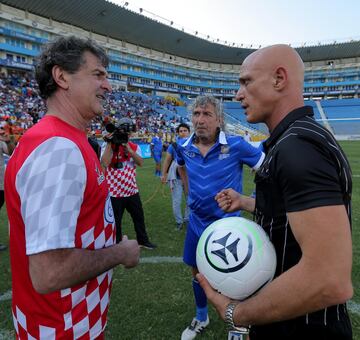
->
xmin=106 ymin=141 xmax=141 ymax=198
xmin=176 ymin=132 xmax=264 ymax=229
xmin=5 ymin=115 xmax=116 ymax=339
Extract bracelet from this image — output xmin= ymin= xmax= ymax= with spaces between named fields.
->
xmin=224 ymin=302 xmax=250 ymax=333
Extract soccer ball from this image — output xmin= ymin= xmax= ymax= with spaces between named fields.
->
xmin=196 ymin=217 xmax=276 ymax=300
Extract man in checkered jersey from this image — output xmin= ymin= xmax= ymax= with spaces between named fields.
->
xmin=5 ymin=36 xmax=140 ymax=339
xmin=101 ymin=121 xmax=156 ymax=249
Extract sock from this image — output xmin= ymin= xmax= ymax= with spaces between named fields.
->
xmin=192 ymin=278 xmax=208 ymax=321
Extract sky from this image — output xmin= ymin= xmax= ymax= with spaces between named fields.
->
xmin=111 ymin=0 xmax=360 ymax=48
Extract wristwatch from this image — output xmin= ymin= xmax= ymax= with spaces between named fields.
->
xmin=224 ymin=302 xmax=250 ymax=333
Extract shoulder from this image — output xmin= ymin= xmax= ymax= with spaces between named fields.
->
xmin=273 ymin=132 xmax=339 ymax=181
xmin=130 ymin=141 xmax=140 ymax=152
xmin=226 ymin=135 xmax=261 ymax=154
xmin=15 ymin=135 xmax=83 ymax=172
xmin=226 ymin=134 xmax=248 ymax=146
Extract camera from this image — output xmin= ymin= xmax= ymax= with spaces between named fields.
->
xmin=104 ymin=118 xmax=136 ymax=170
xmin=104 ymin=118 xmax=136 ymax=146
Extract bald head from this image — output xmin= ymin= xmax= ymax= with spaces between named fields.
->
xmin=243 ymin=44 xmax=304 ymax=92
xmin=236 ymin=45 xmax=305 ymax=131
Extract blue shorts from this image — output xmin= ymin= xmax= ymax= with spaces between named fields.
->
xmin=153 ymin=152 xmax=162 ymax=164
xmin=183 ymin=213 xmax=209 ymax=268
xmin=183 ymin=212 xmax=241 ymax=268
xmin=183 ymin=225 xmax=199 ymax=268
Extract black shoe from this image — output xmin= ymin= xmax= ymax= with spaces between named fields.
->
xmin=139 ymin=241 xmax=157 ymax=250
xmin=0 ymin=244 xmax=7 ymax=251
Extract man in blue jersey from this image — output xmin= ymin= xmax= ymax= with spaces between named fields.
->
xmin=176 ymin=95 xmax=264 ymax=340
xmin=150 ymin=131 xmax=163 ymax=177
xmin=161 ymin=123 xmax=191 ymax=230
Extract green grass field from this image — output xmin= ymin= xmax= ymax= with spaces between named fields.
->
xmin=0 ymin=140 xmax=359 ymax=339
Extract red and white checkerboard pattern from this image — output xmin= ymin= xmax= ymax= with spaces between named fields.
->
xmin=60 ymin=269 xmax=112 ymax=339
xmin=12 ymin=222 xmax=115 ymax=339
xmin=12 ymin=270 xmax=112 ymax=339
xmin=13 ymin=305 xmax=57 ymax=339
xmin=106 ymin=165 xmax=138 ymax=198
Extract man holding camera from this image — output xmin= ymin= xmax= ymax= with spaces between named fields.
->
xmin=101 ymin=118 xmax=156 ymax=249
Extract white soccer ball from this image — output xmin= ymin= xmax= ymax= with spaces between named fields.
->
xmin=196 ymin=217 xmax=277 ymax=300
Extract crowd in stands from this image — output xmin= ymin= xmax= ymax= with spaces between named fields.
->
xmin=0 ymin=71 xmax=190 ymax=142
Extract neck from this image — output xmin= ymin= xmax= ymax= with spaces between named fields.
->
xmin=266 ymin=98 xmax=304 ymax=132
xmin=46 ymin=93 xmax=89 ymax=131
xmin=195 ymin=134 xmax=217 ymax=147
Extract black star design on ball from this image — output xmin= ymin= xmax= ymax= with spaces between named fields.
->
xmin=211 ymin=232 xmax=240 ymax=265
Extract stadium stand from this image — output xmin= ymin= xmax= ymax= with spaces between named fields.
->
xmin=0 ymin=0 xmax=359 ymax=140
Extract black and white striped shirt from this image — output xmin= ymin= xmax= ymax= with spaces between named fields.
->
xmin=252 ymin=106 xmax=352 ymax=339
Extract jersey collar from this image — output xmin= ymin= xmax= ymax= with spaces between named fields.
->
xmin=265 ymin=106 xmax=314 ymax=150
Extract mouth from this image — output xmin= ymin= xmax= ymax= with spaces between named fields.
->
xmin=241 ymin=104 xmax=249 ymax=115
xmin=96 ymin=94 xmax=106 ymax=101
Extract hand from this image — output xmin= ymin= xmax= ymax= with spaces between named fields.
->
xmin=196 ymin=273 xmax=231 ymax=321
xmin=215 ymin=188 xmax=242 ymax=212
xmin=103 ymin=131 xmax=113 ymax=140
xmin=161 ymin=174 xmax=167 ymax=184
xmin=117 ymin=235 xmax=140 ymax=268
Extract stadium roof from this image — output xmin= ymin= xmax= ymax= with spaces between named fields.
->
xmin=3 ymin=0 xmax=360 ymax=64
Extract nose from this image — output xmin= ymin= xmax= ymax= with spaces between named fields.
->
xmin=235 ymin=87 xmax=244 ymax=102
xmin=102 ymin=78 xmax=112 ymax=92
xmin=196 ymin=113 xmax=206 ymax=124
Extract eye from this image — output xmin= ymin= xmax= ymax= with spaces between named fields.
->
xmin=240 ymin=78 xmax=250 ymax=86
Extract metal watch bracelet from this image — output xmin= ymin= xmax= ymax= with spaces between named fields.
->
xmin=224 ymin=302 xmax=250 ymax=333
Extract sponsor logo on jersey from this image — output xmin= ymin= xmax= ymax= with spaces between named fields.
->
xmin=95 ymin=163 xmax=105 ymax=185
xmin=184 ymin=150 xmax=196 ymax=158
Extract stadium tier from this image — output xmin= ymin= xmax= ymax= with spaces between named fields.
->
xmin=0 ymin=1 xmax=359 ymax=139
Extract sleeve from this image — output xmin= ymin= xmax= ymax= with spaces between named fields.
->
xmin=175 ymin=145 xmax=185 ymax=166
xmin=276 ymin=136 xmax=345 ymax=212
xmin=238 ymin=139 xmax=265 ymax=170
xmin=15 ymin=137 xmax=86 ymax=255
xmin=135 ymin=143 xmax=142 ymax=157
xmin=166 ymin=143 xmax=174 ymax=156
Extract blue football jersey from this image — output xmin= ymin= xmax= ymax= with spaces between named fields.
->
xmin=176 ymin=131 xmax=264 ymax=235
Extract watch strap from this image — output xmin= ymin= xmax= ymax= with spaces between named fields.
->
xmin=224 ymin=302 xmax=250 ymax=333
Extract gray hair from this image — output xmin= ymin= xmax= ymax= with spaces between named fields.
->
xmin=188 ymin=95 xmax=226 ymax=131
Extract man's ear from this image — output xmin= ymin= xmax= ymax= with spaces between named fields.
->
xmin=51 ymin=65 xmax=69 ymax=90
xmin=273 ymin=66 xmax=287 ymax=90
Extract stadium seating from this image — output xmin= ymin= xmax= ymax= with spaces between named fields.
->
xmin=1 ymin=2 xmax=360 ymax=139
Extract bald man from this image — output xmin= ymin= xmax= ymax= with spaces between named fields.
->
xmin=198 ymin=45 xmax=353 ymax=339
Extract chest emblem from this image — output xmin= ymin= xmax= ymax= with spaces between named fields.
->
xmin=184 ymin=150 xmax=196 ymax=158
xmin=95 ymin=163 xmax=105 ymax=185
